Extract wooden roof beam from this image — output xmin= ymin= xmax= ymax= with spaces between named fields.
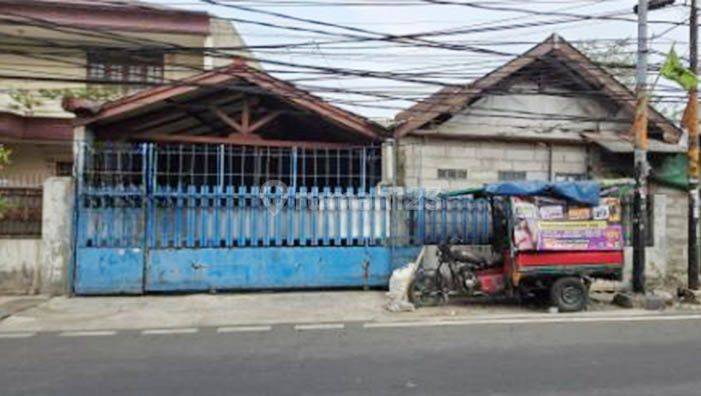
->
xmin=147 ymin=133 xmax=355 ymax=149
xmin=211 ymin=106 xmax=243 ymax=134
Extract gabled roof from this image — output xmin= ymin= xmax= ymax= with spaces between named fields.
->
xmin=70 ymin=61 xmax=385 ymax=141
xmin=394 ymin=34 xmax=681 ymax=143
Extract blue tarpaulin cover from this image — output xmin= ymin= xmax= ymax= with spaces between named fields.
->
xmin=484 ymin=181 xmax=601 ymax=206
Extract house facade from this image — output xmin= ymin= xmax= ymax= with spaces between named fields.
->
xmin=0 ymin=0 xmax=250 ymax=293
xmin=0 ymin=0 xmax=250 ymax=188
xmin=64 ymin=62 xmax=421 ymax=294
xmin=394 ymin=34 xmax=688 ymax=280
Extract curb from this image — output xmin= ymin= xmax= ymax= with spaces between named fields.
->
xmin=4 ymin=312 xmax=701 ymax=338
xmin=0 ymin=297 xmax=49 ymax=323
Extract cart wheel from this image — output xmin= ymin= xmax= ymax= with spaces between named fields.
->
xmin=550 ymin=277 xmax=588 ymax=313
xmin=408 ymin=274 xmax=442 ymax=307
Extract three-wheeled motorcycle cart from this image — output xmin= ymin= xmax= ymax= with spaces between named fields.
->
xmin=409 ymin=181 xmax=625 ymax=312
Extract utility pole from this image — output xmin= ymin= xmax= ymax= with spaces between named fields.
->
xmin=633 ymin=0 xmax=649 ymax=293
xmin=689 ymin=0 xmax=699 ymax=290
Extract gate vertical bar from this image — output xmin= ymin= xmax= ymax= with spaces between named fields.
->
xmin=417 ymin=189 xmax=425 ymax=244
xmin=141 ymin=143 xmax=151 ymax=292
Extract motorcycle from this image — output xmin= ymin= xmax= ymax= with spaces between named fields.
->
xmin=409 ymin=240 xmax=502 ymax=306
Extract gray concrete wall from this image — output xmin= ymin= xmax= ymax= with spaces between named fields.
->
xmin=649 ymin=185 xmax=688 ymax=285
xmin=39 ymin=177 xmax=74 ymax=295
xmin=434 ymin=82 xmax=627 ymax=138
xmin=0 ymin=238 xmax=41 ymax=294
xmin=619 ymin=190 xmax=679 ymax=288
xmin=398 ymin=138 xmax=587 ymax=190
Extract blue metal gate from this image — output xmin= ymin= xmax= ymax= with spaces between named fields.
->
xmin=74 ymin=143 xmax=491 ymax=294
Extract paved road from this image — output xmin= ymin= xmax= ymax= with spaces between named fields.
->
xmin=2 ymin=318 xmax=701 ymax=395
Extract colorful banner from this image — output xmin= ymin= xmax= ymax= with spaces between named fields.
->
xmin=535 ymin=221 xmax=623 ymax=251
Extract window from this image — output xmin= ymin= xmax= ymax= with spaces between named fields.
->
xmin=437 ymin=169 xmax=468 ymax=180
xmin=55 ymin=161 xmax=73 ymax=177
xmin=87 ymin=51 xmax=164 ymax=91
xmin=498 ymin=171 xmax=526 ymax=181
xmin=555 ymin=172 xmax=586 ymax=182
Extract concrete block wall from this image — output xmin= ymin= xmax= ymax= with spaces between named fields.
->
xmin=649 ymin=185 xmax=688 ymax=281
xmin=0 ymin=238 xmax=42 ymax=294
xmin=398 ymin=138 xmax=587 ymax=190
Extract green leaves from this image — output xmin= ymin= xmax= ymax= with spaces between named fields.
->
xmin=661 ymin=48 xmax=698 ymax=92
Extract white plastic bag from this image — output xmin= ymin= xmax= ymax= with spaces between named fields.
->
xmin=385 ymin=247 xmax=426 ymax=312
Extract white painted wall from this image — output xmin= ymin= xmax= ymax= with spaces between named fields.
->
xmin=39 ymin=177 xmax=74 ymax=295
xmin=0 ymin=238 xmax=42 ymax=294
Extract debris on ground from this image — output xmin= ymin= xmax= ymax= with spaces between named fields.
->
xmin=612 ymin=291 xmax=674 ymax=310
xmin=385 ymin=247 xmax=426 ymax=312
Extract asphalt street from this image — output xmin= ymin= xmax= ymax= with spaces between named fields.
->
xmin=2 ymin=318 xmax=701 ymax=396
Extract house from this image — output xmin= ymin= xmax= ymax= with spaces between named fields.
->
xmin=0 ymin=0 xmax=250 ymax=188
xmin=64 ymin=61 xmax=399 ymax=294
xmin=394 ymin=34 xmax=688 ymax=280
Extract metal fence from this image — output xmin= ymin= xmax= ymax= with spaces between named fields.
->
xmin=79 ymin=142 xmax=382 ymax=191
xmin=0 ymin=187 xmax=43 ymax=237
xmin=77 ymin=185 xmax=493 ymax=249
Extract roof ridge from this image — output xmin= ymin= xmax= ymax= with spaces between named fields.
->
xmin=393 ymin=34 xmax=681 ymax=143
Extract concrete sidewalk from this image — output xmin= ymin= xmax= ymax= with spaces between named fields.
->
xmin=0 ymin=296 xmax=48 ymax=321
xmin=0 ymin=290 xmax=652 ymax=333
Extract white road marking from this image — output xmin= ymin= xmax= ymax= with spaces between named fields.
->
xmin=141 ymin=328 xmax=198 ymax=335
xmin=294 ymin=323 xmax=345 ymax=331
xmin=0 ymin=332 xmax=36 ymax=339
xmin=217 ymin=325 xmax=272 ymax=333
xmin=60 ymin=330 xmax=117 ymax=337
xmin=363 ymin=314 xmax=701 ymax=329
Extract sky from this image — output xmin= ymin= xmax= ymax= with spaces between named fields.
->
xmin=146 ymin=0 xmax=694 ymax=120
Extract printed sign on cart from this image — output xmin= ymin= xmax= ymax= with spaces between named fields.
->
xmin=535 ymin=220 xmax=623 ymax=251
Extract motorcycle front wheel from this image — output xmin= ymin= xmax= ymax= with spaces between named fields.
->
xmin=408 ymin=273 xmax=443 ymax=307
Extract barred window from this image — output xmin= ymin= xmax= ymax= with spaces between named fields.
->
xmin=87 ymin=51 xmax=164 ymax=91
xmin=555 ymin=172 xmax=586 ymax=182
xmin=498 ymin=171 xmax=526 ymax=181
xmin=55 ymin=161 xmax=73 ymax=177
xmin=437 ymin=168 xmax=468 ymax=180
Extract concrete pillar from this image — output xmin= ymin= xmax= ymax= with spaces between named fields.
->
xmin=39 ymin=177 xmax=74 ymax=295
xmin=381 ymin=139 xmax=396 ymax=187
